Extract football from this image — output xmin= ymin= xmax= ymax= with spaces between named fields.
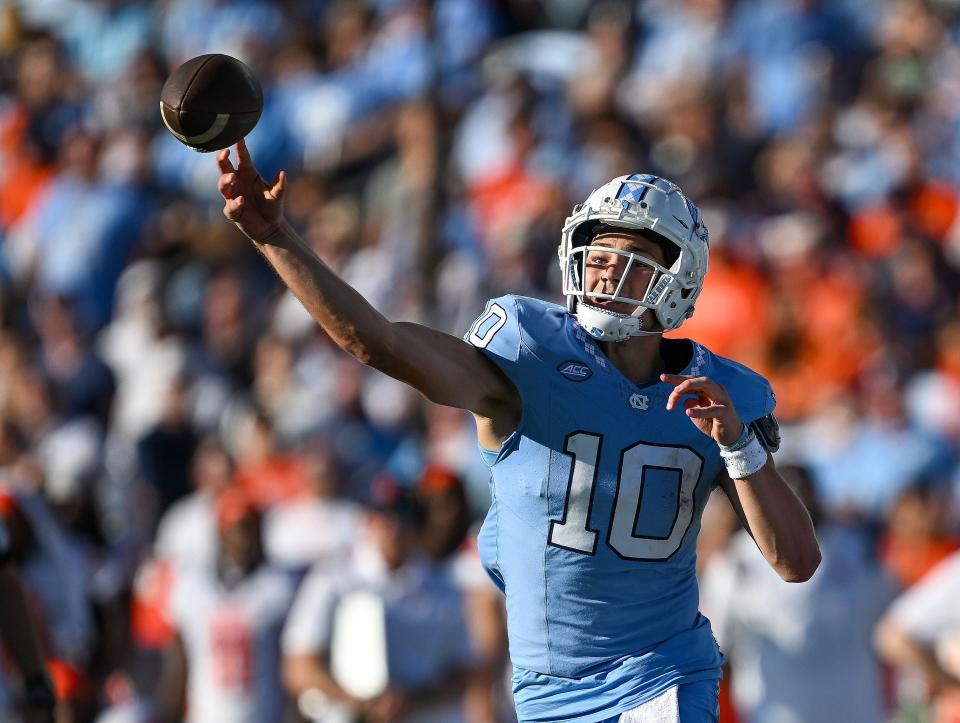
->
xmin=159 ymin=54 xmax=263 ymax=153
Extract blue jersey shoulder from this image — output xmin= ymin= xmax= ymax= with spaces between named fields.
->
xmin=690 ymin=343 xmax=776 ymax=424
xmin=463 ymin=294 xmax=565 ymax=385
xmin=464 ymin=295 xmax=777 ymax=425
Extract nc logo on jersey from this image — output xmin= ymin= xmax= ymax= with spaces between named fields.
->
xmin=557 ymin=360 xmax=593 ymax=382
xmin=629 ymin=393 xmax=649 ymax=410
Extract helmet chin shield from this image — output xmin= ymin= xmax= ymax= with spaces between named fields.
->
xmin=573 ymin=302 xmax=651 ymax=342
xmin=558 ymin=174 xmax=709 ymax=342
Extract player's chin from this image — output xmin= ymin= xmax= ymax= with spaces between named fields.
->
xmin=583 ymin=299 xmax=635 ymax=317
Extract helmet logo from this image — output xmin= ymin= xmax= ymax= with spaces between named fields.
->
xmin=617 ymin=175 xmax=658 ymax=204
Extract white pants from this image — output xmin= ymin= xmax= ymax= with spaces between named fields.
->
xmin=619 ymin=686 xmax=679 ymax=723
xmin=612 ymin=679 xmax=720 ymax=723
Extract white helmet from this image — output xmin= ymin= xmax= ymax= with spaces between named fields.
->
xmin=558 ymin=174 xmax=709 ymax=342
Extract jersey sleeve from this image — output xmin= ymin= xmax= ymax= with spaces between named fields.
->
xmin=733 ymin=371 xmax=776 ymax=425
xmin=706 ymin=349 xmax=779 ymax=451
xmin=463 ymin=295 xmax=526 ymax=390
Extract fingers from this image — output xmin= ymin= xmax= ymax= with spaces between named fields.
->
xmin=218 ymin=172 xmax=237 ymax=199
xmin=268 ymin=170 xmax=286 ymax=200
xmin=236 ymin=138 xmax=253 ymax=169
xmin=223 ymin=195 xmax=245 ymax=222
xmin=663 ymin=375 xmax=723 ymax=410
xmin=684 ymin=401 xmax=727 ymax=419
xmin=662 ymin=374 xmax=730 ymax=410
xmin=661 ymin=374 xmax=718 ymax=390
xmin=216 ymin=148 xmax=236 ymax=175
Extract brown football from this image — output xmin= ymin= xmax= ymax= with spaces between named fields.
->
xmin=160 ymin=54 xmax=263 ymax=153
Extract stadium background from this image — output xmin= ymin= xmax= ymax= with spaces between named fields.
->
xmin=1 ymin=0 xmax=960 ymax=720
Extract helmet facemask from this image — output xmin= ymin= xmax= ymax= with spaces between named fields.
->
xmin=563 ymin=234 xmax=679 ymax=341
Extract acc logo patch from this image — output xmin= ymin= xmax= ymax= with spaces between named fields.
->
xmin=557 ymin=360 xmax=593 ymax=382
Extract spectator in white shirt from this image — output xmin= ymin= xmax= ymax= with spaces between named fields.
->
xmin=875 ymin=547 xmax=960 ymax=721
xmin=282 ymin=476 xmax=475 ymax=723
xmin=153 ymin=435 xmax=235 ymax=573
xmin=701 ymin=465 xmax=895 ymax=723
xmin=415 ymin=463 xmax=513 ymax=723
xmin=263 ymin=438 xmax=359 ymax=574
xmin=155 ymin=488 xmax=294 ymax=723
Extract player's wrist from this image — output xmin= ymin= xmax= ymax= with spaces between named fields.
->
xmin=252 ymin=218 xmax=289 ymax=245
xmin=718 ymin=422 xmax=749 ymax=451
xmin=719 ymin=427 xmax=767 ymax=479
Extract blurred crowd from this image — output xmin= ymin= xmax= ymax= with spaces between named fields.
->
xmin=1 ymin=0 xmax=960 ymax=721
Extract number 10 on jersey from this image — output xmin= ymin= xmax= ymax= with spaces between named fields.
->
xmin=549 ymin=432 xmax=704 ymax=561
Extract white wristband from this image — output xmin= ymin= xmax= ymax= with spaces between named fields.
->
xmin=720 ymin=432 xmax=767 ymax=479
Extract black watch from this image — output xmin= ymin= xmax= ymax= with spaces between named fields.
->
xmin=23 ymin=673 xmax=56 ymax=710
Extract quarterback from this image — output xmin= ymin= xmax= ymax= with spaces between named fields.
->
xmin=215 ymin=141 xmax=820 ymax=723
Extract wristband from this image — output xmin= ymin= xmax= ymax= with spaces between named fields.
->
xmin=720 ymin=424 xmax=752 ymax=453
xmin=720 ymin=431 xmax=767 ymax=479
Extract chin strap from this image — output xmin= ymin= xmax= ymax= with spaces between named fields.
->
xmin=575 ymin=302 xmax=664 ymax=342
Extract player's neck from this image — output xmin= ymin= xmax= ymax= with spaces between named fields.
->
xmin=599 ymin=335 xmax=664 ymax=386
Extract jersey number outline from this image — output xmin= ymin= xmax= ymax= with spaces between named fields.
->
xmin=549 ymin=432 xmax=704 ymax=561
xmin=468 ymin=303 xmax=508 ymax=349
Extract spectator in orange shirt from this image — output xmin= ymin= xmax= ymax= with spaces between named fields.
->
xmin=231 ymin=411 xmax=310 ymax=510
xmin=879 ymin=481 xmax=960 ymax=590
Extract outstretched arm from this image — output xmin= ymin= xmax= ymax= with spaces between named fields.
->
xmin=663 ymin=374 xmax=821 ymax=582
xmin=215 ymin=142 xmax=520 ymax=441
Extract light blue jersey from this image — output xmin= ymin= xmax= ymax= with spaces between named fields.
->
xmin=465 ymin=295 xmax=776 ymax=723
